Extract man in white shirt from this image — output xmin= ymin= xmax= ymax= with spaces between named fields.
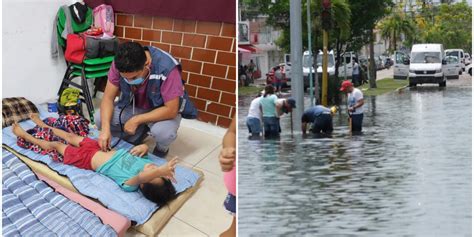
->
xmin=246 ymin=94 xmax=262 ymax=137
xmin=340 ymin=80 xmax=364 ymax=132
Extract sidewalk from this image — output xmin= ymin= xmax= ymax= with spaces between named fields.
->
xmin=89 ymin=97 xmax=232 ymax=236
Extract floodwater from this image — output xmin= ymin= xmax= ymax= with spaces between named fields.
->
xmin=238 ymin=85 xmax=471 ymax=236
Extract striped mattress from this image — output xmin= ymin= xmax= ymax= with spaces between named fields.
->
xmin=2 ymin=148 xmax=117 ymax=237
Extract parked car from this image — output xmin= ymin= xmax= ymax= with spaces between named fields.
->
xmin=384 ymin=56 xmax=393 ymax=68
xmin=302 ymin=51 xmax=316 ymax=91
xmin=467 ymin=64 xmax=472 ymax=76
xmin=464 ymin=53 xmax=471 ymax=65
xmin=379 ymin=55 xmax=391 ymax=69
xmin=393 ymin=51 xmax=410 ymax=79
xmin=374 ymin=57 xmax=385 ymax=70
xmin=443 ymin=55 xmax=461 ymax=79
xmin=338 ymin=52 xmax=357 ymax=78
xmin=445 ymin=49 xmax=465 ymax=73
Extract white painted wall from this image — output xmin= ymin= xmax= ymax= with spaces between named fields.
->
xmin=2 ymin=0 xmax=77 ymax=104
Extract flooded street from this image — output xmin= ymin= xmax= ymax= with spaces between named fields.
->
xmin=238 ymin=76 xmax=472 ymax=236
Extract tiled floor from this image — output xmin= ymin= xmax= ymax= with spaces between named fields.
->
xmin=158 ymin=120 xmax=232 ymax=237
xmin=89 ymin=96 xmax=232 ymax=236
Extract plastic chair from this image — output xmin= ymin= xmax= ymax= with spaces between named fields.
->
xmin=55 ymin=6 xmax=114 ymax=124
xmin=57 ymin=56 xmax=114 ymax=125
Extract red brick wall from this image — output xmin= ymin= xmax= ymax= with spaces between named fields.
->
xmin=115 ymin=14 xmax=236 ymax=128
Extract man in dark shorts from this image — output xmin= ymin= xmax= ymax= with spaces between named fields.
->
xmin=301 ymin=105 xmax=337 ymax=135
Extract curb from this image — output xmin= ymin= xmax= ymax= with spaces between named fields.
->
xmin=396 ymin=85 xmax=409 ymax=92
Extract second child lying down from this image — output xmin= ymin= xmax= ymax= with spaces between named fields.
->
xmin=13 ymin=114 xmax=178 ymax=206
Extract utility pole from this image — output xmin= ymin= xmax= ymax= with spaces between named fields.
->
xmin=290 ymin=0 xmax=303 ymax=133
xmin=322 ymin=31 xmax=328 ymax=106
xmin=306 ymin=0 xmax=314 ymax=106
xmin=321 ymin=0 xmax=332 ymax=106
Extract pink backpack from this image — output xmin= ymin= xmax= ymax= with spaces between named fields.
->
xmin=93 ymin=4 xmax=114 ymax=37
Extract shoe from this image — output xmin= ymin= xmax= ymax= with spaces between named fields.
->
xmin=152 ymin=146 xmax=169 ymax=158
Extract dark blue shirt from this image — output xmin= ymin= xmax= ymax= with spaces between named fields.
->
xmin=301 ymin=105 xmax=331 ymax=123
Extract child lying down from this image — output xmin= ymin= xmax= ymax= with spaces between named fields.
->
xmin=13 ymin=114 xmax=178 ymax=206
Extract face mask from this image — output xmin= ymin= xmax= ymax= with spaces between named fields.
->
xmin=124 ymin=66 xmax=149 ymax=86
xmin=125 ymin=77 xmax=144 ymax=85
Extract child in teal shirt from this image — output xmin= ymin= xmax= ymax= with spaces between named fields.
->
xmin=13 ymin=114 xmax=177 ymax=206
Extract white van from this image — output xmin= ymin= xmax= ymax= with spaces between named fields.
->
xmin=284 ymin=52 xmax=317 ymax=90
xmin=408 ymin=44 xmax=447 ymax=87
xmin=465 ymin=53 xmax=471 ymax=65
xmin=445 ymin=49 xmax=464 ymax=73
xmin=393 ymin=51 xmax=410 ymax=79
xmin=314 ymin=50 xmax=356 ymax=78
xmin=315 ymin=50 xmax=336 ymax=76
xmin=302 ymin=51 xmax=316 ymax=90
xmin=338 ymin=52 xmax=357 ymax=78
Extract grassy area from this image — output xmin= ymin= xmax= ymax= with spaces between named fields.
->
xmin=238 ymin=78 xmax=406 ymax=97
xmin=238 ymin=85 xmax=263 ymax=96
xmin=359 ymin=78 xmax=408 ymax=96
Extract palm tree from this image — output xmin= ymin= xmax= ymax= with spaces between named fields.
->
xmin=378 ymin=10 xmax=415 ymax=53
xmin=311 ymin=0 xmax=351 ymax=76
xmin=311 ymin=0 xmax=352 ymax=47
xmin=310 ymin=0 xmax=351 ymax=104
xmin=331 ymin=0 xmax=352 ymax=40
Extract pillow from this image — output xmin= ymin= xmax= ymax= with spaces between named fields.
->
xmin=2 ymin=97 xmax=39 ymax=128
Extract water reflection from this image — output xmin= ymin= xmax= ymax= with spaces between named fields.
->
xmin=238 ymin=87 xmax=471 ymax=236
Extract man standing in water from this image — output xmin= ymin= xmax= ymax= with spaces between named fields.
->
xmin=276 ymin=97 xmax=296 ymax=117
xmin=275 ymin=97 xmax=296 ymax=133
xmin=340 ymin=80 xmax=364 ymax=132
xmin=246 ymin=94 xmax=262 ymax=137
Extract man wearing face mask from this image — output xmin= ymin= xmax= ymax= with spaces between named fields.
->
xmin=95 ymin=42 xmax=197 ymax=157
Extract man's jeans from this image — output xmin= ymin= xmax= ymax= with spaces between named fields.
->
xmin=95 ymin=105 xmax=181 ymax=152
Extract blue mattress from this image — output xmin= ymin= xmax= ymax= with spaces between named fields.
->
xmin=2 ymin=148 xmax=117 ymax=237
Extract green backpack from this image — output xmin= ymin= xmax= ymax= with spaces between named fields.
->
xmin=59 ymin=88 xmax=83 ymax=115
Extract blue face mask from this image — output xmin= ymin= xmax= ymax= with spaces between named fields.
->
xmin=125 ymin=77 xmax=144 ymax=85
xmin=124 ymin=67 xmax=149 ymax=86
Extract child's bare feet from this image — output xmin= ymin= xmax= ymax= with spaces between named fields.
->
xmin=30 ymin=113 xmax=48 ymax=128
xmin=12 ymin=123 xmax=27 ymax=138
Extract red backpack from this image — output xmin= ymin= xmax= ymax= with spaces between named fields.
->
xmin=93 ymin=4 xmax=114 ymax=37
xmin=64 ymin=34 xmax=86 ymax=64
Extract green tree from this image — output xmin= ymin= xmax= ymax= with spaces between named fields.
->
xmin=328 ymin=0 xmax=351 ymax=79
xmin=378 ymin=10 xmax=416 ymax=54
xmin=345 ymin=0 xmax=393 ymax=88
xmin=421 ymin=2 xmax=472 ymax=53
